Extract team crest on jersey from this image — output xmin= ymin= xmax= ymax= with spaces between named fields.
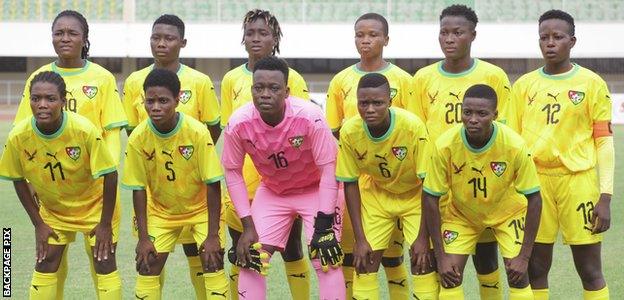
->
xmin=443 ymin=230 xmax=458 ymax=244
xmin=65 ymin=147 xmax=81 ymax=160
xmin=82 ymin=86 xmax=98 ymax=99
xmin=179 ymin=90 xmax=192 ymax=104
xmin=490 ymin=162 xmax=507 ymax=177
xmin=391 ymin=146 xmax=407 ymax=161
xmin=568 ymin=90 xmax=585 ymax=105
xmin=288 ymin=136 xmax=304 ymax=148
xmin=390 ymin=88 xmax=398 ymax=100
xmin=178 ymin=145 xmax=194 ymax=160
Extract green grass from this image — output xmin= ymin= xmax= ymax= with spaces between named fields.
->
xmin=0 ymin=122 xmax=622 ymax=299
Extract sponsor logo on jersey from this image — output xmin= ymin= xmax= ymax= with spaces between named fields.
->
xmin=391 ymin=146 xmax=407 ymax=161
xmin=443 ymin=230 xmax=458 ymax=244
xmin=178 ymin=145 xmax=194 ymax=160
xmin=490 ymin=161 xmax=507 ymax=177
xmin=24 ymin=149 xmax=37 ymax=161
xmin=82 ymin=86 xmax=98 ymax=99
xmin=65 ymin=147 xmax=81 ymax=161
xmin=179 ymin=90 xmax=192 ymax=104
xmin=142 ymin=149 xmax=155 ymax=161
xmin=288 ymin=136 xmax=304 ymax=148
xmin=354 ymin=149 xmax=367 ymax=160
xmin=568 ymin=90 xmax=585 ymax=105
xmin=452 ymin=162 xmax=466 ymax=174
xmin=390 ymin=88 xmax=398 ymax=100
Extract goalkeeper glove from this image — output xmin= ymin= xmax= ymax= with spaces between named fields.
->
xmin=227 ymin=242 xmax=270 ymax=275
xmin=309 ymin=212 xmax=343 ymax=272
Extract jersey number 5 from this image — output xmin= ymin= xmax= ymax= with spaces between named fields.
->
xmin=165 ymin=161 xmax=176 ymax=181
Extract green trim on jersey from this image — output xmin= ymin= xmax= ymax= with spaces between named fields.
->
xmin=52 ymin=60 xmax=90 ymax=76
xmin=205 ymin=117 xmax=221 ymax=126
xmin=437 ymin=58 xmax=478 ymax=78
xmin=418 ymin=172 xmax=426 ymax=179
xmin=92 ymin=167 xmax=117 ymax=179
xmin=104 ymin=120 xmax=129 ymax=130
xmin=538 ymin=63 xmax=580 ymax=80
xmin=461 ymin=123 xmax=498 ymax=154
xmin=352 ymin=62 xmax=393 ymax=75
xmin=204 ymin=175 xmax=225 ymax=184
xmin=517 ymin=186 xmax=540 ymax=195
xmin=243 ymin=63 xmax=253 ymax=75
xmin=363 ymin=108 xmax=395 ymax=142
xmin=149 ymin=63 xmax=184 ymax=75
xmin=121 ymin=183 xmax=146 ymax=190
xmin=336 ymin=176 xmax=358 ymax=183
xmin=0 ymin=175 xmax=24 ymax=181
xmin=32 ymin=111 xmax=68 ymax=140
xmin=424 ymin=186 xmax=447 ymax=197
xmin=148 ymin=112 xmax=184 ymax=138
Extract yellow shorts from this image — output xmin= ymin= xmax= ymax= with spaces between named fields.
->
xmin=48 ymin=222 xmax=120 ymax=246
xmin=442 ymin=208 xmax=525 ymax=258
xmin=440 ymin=193 xmax=496 ymax=244
xmin=225 ymin=157 xmax=261 ymax=232
xmin=148 ymin=222 xmax=227 ymax=253
xmin=340 ymin=206 xmax=405 ymax=256
xmin=536 ymin=169 xmax=601 ymax=245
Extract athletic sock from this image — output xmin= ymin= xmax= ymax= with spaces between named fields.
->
xmin=30 ymin=271 xmax=57 ymax=300
xmin=55 ymin=247 xmax=68 ymax=299
xmin=583 ymin=285 xmax=609 ymax=300
xmin=284 ymin=258 xmax=310 ymax=299
xmin=313 ymin=259 xmax=346 ymax=300
xmin=135 ymin=275 xmax=161 ymax=299
xmin=509 ymin=286 xmax=533 ymax=300
xmin=96 ymin=270 xmax=122 ymax=300
xmin=188 ymin=255 xmax=207 ymax=300
xmin=532 ymin=288 xmax=549 ymax=300
xmin=413 ymin=271 xmax=440 ymax=300
xmin=229 ymin=265 xmax=240 ymax=300
xmin=384 ymin=265 xmax=409 ymax=299
xmin=477 ymin=269 xmax=503 ymax=300
xmin=84 ymin=238 xmax=99 ymax=290
xmin=343 ymin=265 xmax=355 ymax=299
xmin=204 ymin=269 xmax=229 ymax=299
xmin=353 ymin=272 xmax=379 ymax=300
xmin=238 ymin=268 xmax=266 ymax=299
xmin=439 ymin=285 xmax=464 ymax=300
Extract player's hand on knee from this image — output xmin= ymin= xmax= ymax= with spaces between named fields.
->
xmin=34 ymin=222 xmax=59 ymax=263
xmin=505 ymin=255 xmax=529 ymax=285
xmin=90 ymin=222 xmax=113 ymax=262
xmin=592 ymin=194 xmax=611 ymax=234
xmin=410 ymin=235 xmax=431 ymax=274
xmin=135 ymin=238 xmax=157 ymax=274
xmin=352 ymin=239 xmax=373 ymax=274
xmin=229 ymin=243 xmax=270 ymax=275
xmin=200 ymin=234 xmax=224 ymax=271
xmin=437 ymin=253 xmax=461 ymax=288
xmin=309 ymin=212 xmax=343 ymax=272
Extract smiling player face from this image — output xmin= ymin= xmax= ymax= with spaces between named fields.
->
xmin=438 ymin=15 xmax=475 ymax=61
xmin=30 ymin=81 xmax=66 ymax=130
xmin=52 ymin=16 xmax=85 ymax=60
xmin=244 ymin=18 xmax=276 ymax=60
xmin=150 ymin=24 xmax=186 ymax=65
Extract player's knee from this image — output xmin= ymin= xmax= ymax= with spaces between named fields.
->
xmin=281 ymin=246 xmax=303 ymax=261
xmin=472 ymin=254 xmax=498 ymax=274
xmin=343 ymin=253 xmax=354 ymax=267
xmin=182 ymin=243 xmax=199 ymax=256
xmin=93 ymin=256 xmax=117 ymax=274
xmin=577 ymin=264 xmax=604 ymax=287
xmin=381 ymin=256 xmax=403 ymax=267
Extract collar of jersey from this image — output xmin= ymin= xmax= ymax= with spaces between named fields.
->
xmin=242 ymin=63 xmax=253 ymax=75
xmin=538 ymin=63 xmax=579 ymax=80
xmin=148 ymin=112 xmax=184 ymax=138
xmin=437 ymin=58 xmax=478 ymax=78
xmin=352 ymin=62 xmax=393 ymax=75
xmin=51 ymin=60 xmax=90 ymax=76
xmin=363 ymin=108 xmax=395 ymax=142
xmin=32 ymin=111 xmax=68 ymax=139
xmin=461 ymin=122 xmax=498 ymax=153
xmin=150 ymin=63 xmax=184 ymax=75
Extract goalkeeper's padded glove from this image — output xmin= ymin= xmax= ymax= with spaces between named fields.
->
xmin=227 ymin=242 xmax=270 ymax=275
xmin=309 ymin=212 xmax=343 ymax=272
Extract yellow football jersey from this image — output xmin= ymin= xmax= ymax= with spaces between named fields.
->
xmin=412 ymin=59 xmax=511 ymax=140
xmin=220 ymin=64 xmax=310 ymax=128
xmin=122 ymin=113 xmax=224 ymax=227
xmin=509 ymin=64 xmax=612 ymax=173
xmin=336 ymin=107 xmax=428 ymax=195
xmin=326 ymin=63 xmax=413 ymax=131
xmin=0 ymin=112 xmax=119 ymax=231
xmin=123 ymin=64 xmax=221 ymax=129
xmin=424 ymin=122 xmax=540 ymax=226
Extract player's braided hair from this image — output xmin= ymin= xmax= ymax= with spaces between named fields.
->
xmin=29 ymin=71 xmax=67 ymax=99
xmin=154 ymin=14 xmax=185 ymax=39
xmin=539 ymin=9 xmax=575 ymax=36
xmin=242 ymin=9 xmax=283 ymax=55
xmin=357 ymin=73 xmax=390 ymax=96
xmin=253 ymin=56 xmax=289 ymax=84
xmin=52 ymin=10 xmax=90 ymax=59
xmin=440 ymin=5 xmax=478 ymax=29
xmin=143 ymin=68 xmax=181 ymax=97
xmin=464 ymin=84 xmax=497 ymax=109
xmin=355 ymin=13 xmax=389 ymax=36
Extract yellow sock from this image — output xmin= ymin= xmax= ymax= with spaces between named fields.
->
xmin=84 ymin=237 xmax=99 ymax=290
xmin=532 ymin=288 xmax=549 ymax=300
xmin=477 ymin=269 xmax=502 ymax=300
xmin=284 ymin=258 xmax=311 ymax=299
xmin=188 ymin=255 xmax=207 ymax=300
xmin=509 ymin=286 xmax=533 ymax=300
xmin=204 ymin=269 xmax=229 ymax=299
xmin=439 ymin=285 xmax=464 ymax=300
xmin=55 ymin=247 xmax=68 ymax=299
xmin=229 ymin=265 xmax=240 ymax=300
xmin=384 ymin=265 xmax=409 ymax=299
xmin=353 ymin=272 xmax=379 ymax=300
xmin=413 ymin=272 xmax=439 ymax=300
xmin=343 ymin=266 xmax=355 ymax=299
xmin=136 ymin=275 xmax=161 ymax=300
xmin=30 ymin=271 xmax=57 ymax=300
xmin=583 ymin=286 xmax=609 ymax=300
xmin=96 ymin=271 xmax=122 ymax=300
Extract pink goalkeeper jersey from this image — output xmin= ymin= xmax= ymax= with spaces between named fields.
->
xmin=222 ymin=97 xmax=337 ymax=195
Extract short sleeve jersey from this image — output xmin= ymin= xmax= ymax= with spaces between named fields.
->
xmin=15 ymin=61 xmax=128 ymax=132
xmin=412 ymin=59 xmax=511 ymax=141
xmin=122 ymin=113 xmax=223 ymax=227
xmin=424 ymin=122 xmax=540 ymax=226
xmin=220 ymin=64 xmax=309 ymax=128
xmin=326 ymin=63 xmax=413 ymax=131
xmin=336 ymin=107 xmax=428 ymax=195
xmin=0 ymin=112 xmax=118 ymax=231
xmin=508 ymin=64 xmax=612 ymax=172
xmin=123 ymin=64 xmax=221 ymax=129
xmin=222 ymin=97 xmax=337 ymax=195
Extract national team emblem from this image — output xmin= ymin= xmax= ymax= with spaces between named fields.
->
xmin=490 ymin=161 xmax=507 ymax=177
xmin=568 ymin=90 xmax=585 ymax=105
xmin=178 ymin=145 xmax=194 ymax=160
xmin=390 ymin=88 xmax=398 ymax=100
xmin=288 ymin=136 xmax=304 ymax=148
xmin=65 ymin=147 xmax=81 ymax=160
xmin=82 ymin=86 xmax=98 ymax=99
xmin=179 ymin=90 xmax=192 ymax=104
xmin=391 ymin=146 xmax=407 ymax=161
xmin=443 ymin=230 xmax=458 ymax=245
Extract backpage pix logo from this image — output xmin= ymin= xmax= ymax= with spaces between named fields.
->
xmin=3 ymin=228 xmax=11 ymax=297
